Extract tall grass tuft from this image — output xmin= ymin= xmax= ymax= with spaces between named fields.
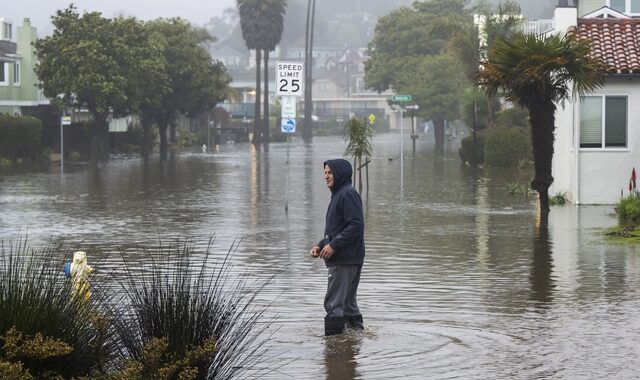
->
xmin=0 ymin=237 xmax=108 ymax=378
xmin=108 ymin=237 xmax=276 ymax=379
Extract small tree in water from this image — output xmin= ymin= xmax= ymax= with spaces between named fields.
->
xmin=344 ymin=118 xmax=373 ymax=193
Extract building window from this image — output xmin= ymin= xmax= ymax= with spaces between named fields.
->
xmin=609 ymin=0 xmax=640 ymax=14
xmin=580 ymin=95 xmax=627 ymax=148
xmin=2 ymin=22 xmax=11 ymax=40
xmin=0 ymin=62 xmax=7 ymax=85
xmin=13 ymin=62 xmax=19 ymax=85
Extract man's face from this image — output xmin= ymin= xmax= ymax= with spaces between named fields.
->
xmin=324 ymin=166 xmax=334 ymax=189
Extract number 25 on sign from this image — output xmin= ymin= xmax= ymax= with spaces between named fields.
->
xmin=276 ymin=61 xmax=304 ymax=97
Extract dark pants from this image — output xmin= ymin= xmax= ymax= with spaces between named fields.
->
xmin=324 ymin=264 xmax=362 ymax=318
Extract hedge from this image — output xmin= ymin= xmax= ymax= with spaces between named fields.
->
xmin=0 ymin=114 xmax=43 ymax=162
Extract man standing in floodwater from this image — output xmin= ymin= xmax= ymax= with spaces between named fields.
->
xmin=309 ymin=159 xmax=365 ymax=336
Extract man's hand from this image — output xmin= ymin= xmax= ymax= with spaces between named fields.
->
xmin=319 ymin=244 xmax=335 ymax=259
xmin=309 ymin=246 xmax=321 ymax=258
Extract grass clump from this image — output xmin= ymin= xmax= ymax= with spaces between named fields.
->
xmin=0 ymin=237 xmax=110 ymax=378
xmin=549 ymin=192 xmax=569 ymax=206
xmin=615 ymin=194 xmax=640 ymax=227
xmin=107 ymin=237 xmax=276 ymax=380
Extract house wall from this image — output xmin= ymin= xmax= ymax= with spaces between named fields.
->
xmin=0 ymin=18 xmax=46 ymax=114
xmin=552 ymin=77 xmax=640 ymax=204
xmin=579 ymin=0 xmax=606 ymax=15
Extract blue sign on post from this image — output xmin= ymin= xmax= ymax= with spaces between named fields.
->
xmin=281 ymin=118 xmax=296 ymax=133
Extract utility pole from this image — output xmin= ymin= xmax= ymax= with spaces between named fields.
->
xmin=303 ymin=0 xmax=316 ymax=142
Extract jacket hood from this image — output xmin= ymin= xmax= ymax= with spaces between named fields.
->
xmin=324 ymin=159 xmax=352 ymax=192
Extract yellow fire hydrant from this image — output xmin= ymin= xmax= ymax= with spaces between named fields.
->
xmin=64 ymin=251 xmax=95 ymax=303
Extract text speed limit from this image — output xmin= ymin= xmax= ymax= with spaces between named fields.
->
xmin=276 ymin=61 xmax=304 ymax=97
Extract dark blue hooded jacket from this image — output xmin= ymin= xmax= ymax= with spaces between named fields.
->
xmin=318 ymin=159 xmax=365 ymax=267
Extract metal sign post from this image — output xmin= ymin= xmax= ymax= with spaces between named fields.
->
xmin=277 ymin=62 xmax=304 ymax=213
xmin=60 ymin=114 xmax=71 ymax=176
xmin=391 ymin=95 xmax=412 ymax=194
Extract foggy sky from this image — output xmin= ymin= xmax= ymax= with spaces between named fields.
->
xmin=1 ymin=0 xmax=236 ymax=35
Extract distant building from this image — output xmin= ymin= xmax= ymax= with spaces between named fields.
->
xmin=0 ymin=18 xmax=49 ymax=115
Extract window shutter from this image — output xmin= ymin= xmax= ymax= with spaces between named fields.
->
xmin=580 ymin=96 xmax=602 ymax=148
xmin=605 ymin=96 xmax=627 ymax=147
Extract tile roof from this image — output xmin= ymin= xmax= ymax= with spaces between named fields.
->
xmin=568 ymin=18 xmax=640 ymax=74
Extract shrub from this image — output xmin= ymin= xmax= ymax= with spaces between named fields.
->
xmin=459 ymin=133 xmax=485 ymax=166
xmin=107 ymin=238 xmax=275 ymax=379
xmin=616 ymin=194 xmax=640 ymax=227
xmin=549 ymin=192 xmax=569 ymax=206
xmin=0 ymin=115 xmax=43 ymax=163
xmin=0 ymin=237 xmax=108 ymax=378
xmin=495 ymin=106 xmax=529 ymax=128
xmin=484 ymin=127 xmax=531 ymax=167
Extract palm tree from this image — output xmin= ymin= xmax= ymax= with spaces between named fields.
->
xmin=476 ymin=33 xmax=604 ymax=213
xmin=237 ymin=0 xmax=263 ymax=143
xmin=344 ymin=118 xmax=373 ymax=193
xmin=261 ymin=0 xmax=286 ymax=143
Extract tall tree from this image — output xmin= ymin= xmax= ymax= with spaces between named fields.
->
xmin=365 ymin=0 xmax=468 ymax=153
xmin=395 ymin=54 xmax=468 ymax=155
xmin=261 ymin=0 xmax=286 ymax=143
xmin=237 ymin=0 xmax=265 ymax=144
xmin=433 ymin=0 xmax=522 ymax=126
xmin=143 ymin=18 xmax=231 ymax=160
xmin=476 ymin=34 xmax=604 ymax=213
xmin=34 ymin=6 xmax=165 ymax=162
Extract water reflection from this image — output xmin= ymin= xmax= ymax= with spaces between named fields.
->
xmin=324 ymin=333 xmax=362 ymax=380
xmin=1 ymin=134 xmax=640 ymax=379
xmin=530 ymin=217 xmax=555 ymax=307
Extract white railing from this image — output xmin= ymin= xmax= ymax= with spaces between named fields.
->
xmin=522 ymin=19 xmax=554 ymax=35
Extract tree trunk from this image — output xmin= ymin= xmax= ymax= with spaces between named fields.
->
xmin=528 ymin=100 xmax=556 ymax=214
xmin=263 ymin=49 xmax=270 ymax=143
xmin=358 ymin=156 xmax=363 ymax=193
xmin=433 ymin=118 xmax=445 ymax=155
xmin=302 ymin=0 xmax=316 ymax=143
xmin=252 ymin=49 xmax=262 ymax=144
xmin=170 ymin=121 xmax=177 ymax=147
xmin=142 ymin=122 xmax=151 ymax=157
xmin=89 ymin=112 xmax=108 ymax=164
xmin=159 ymin=123 xmax=168 ymax=161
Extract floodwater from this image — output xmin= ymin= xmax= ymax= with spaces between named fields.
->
xmin=1 ymin=133 xmax=640 ymax=379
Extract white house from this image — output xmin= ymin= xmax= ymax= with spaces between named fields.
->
xmin=551 ymin=2 xmax=640 ymax=204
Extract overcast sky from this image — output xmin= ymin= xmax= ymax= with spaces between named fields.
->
xmin=2 ymin=0 xmax=236 ymax=35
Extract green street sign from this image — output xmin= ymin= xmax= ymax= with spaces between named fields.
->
xmin=391 ymin=95 xmax=412 ymax=102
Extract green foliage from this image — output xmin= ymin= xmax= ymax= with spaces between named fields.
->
xmin=506 ymin=182 xmax=530 ymax=196
xmin=549 ymin=192 xmax=569 ymax=206
xmin=495 ymin=106 xmax=530 ymax=128
xmin=395 ymin=54 xmax=469 ymax=123
xmin=108 ymin=238 xmax=275 ymax=379
xmin=35 ymin=6 xmax=166 ymax=119
xmin=365 ymin=0 xmax=465 ymax=92
xmin=107 ymin=337 xmax=215 ymax=380
xmin=476 ymin=33 xmax=605 ymax=110
xmin=459 ymin=87 xmax=500 ymax=131
xmin=459 ymin=133 xmax=485 ymax=166
xmin=616 ymin=195 xmax=640 ymax=227
xmin=483 ymin=127 xmax=531 ymax=167
xmin=0 ymin=115 xmax=43 ymax=163
xmin=344 ymin=118 xmax=373 ymax=163
xmin=176 ymin=131 xmax=199 ymax=148
xmin=142 ymin=18 xmax=231 ymax=157
xmin=0 ymin=238 xmax=108 ymax=378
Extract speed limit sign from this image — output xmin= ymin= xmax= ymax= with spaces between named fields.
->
xmin=276 ymin=61 xmax=304 ymax=97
